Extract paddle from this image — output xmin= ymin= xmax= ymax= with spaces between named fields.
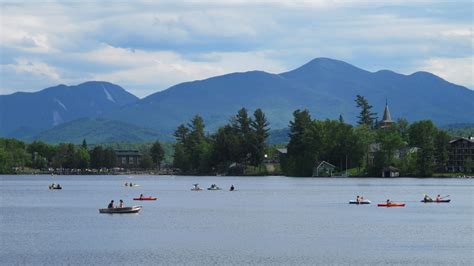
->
xmin=440 ymin=195 xmax=450 ymax=199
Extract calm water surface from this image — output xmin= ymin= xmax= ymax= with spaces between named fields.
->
xmin=1 ymin=175 xmax=473 ymax=265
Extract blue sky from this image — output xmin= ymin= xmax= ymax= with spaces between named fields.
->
xmin=1 ymin=0 xmax=472 ymax=98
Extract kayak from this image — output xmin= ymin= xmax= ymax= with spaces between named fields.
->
xmin=191 ymin=188 xmax=203 ymax=191
xmin=377 ymin=203 xmax=405 ymax=207
xmin=349 ymin=200 xmax=371 ymax=204
xmin=49 ymin=186 xmax=62 ymax=190
xmin=421 ymin=199 xmax=451 ymax=203
xmin=207 ymin=187 xmax=221 ymax=190
xmin=133 ymin=197 xmax=157 ymax=201
xmin=99 ymin=206 xmax=142 ymax=214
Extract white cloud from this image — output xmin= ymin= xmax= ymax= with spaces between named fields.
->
xmin=84 ymin=45 xmax=285 ymax=97
xmin=4 ymin=58 xmax=61 ymax=81
xmin=417 ymin=56 xmax=474 ymax=88
xmin=0 ymin=0 xmax=472 ymax=97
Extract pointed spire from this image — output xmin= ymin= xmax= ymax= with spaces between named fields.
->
xmin=382 ymin=99 xmax=392 ymax=122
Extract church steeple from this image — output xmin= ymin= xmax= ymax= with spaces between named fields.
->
xmin=379 ymin=99 xmax=394 ymax=129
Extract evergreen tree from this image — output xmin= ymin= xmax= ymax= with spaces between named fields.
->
xmin=150 ymin=141 xmax=165 ymax=169
xmin=409 ymin=120 xmax=438 ymax=176
xmin=284 ymin=109 xmax=314 ymax=176
xmin=355 ymin=95 xmax=377 ymax=127
xmin=82 ymin=139 xmax=87 ymax=150
xmin=339 ymin=114 xmax=344 ymax=123
xmin=434 ymin=130 xmax=450 ymax=172
xmin=250 ymin=108 xmax=270 ymax=166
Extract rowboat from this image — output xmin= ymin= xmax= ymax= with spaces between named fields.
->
xmin=133 ymin=197 xmax=157 ymax=201
xmin=377 ymin=203 xmax=405 ymax=207
xmin=349 ymin=200 xmax=371 ymax=204
xmin=99 ymin=206 xmax=142 ymax=214
xmin=421 ymin=199 xmax=451 ymax=203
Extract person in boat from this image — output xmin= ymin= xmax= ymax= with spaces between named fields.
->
xmin=386 ymin=199 xmax=392 ymax=204
xmin=436 ymin=194 xmax=441 ymax=202
xmin=56 ymin=184 xmax=61 ymax=189
xmin=360 ymin=196 xmax=364 ymax=203
xmin=108 ymin=200 xmax=114 ymax=209
xmin=424 ymin=194 xmax=432 ymax=202
xmin=125 ymin=182 xmax=128 ymax=186
xmin=50 ymin=182 xmax=55 ymax=189
xmin=193 ymin=184 xmax=200 ymax=190
xmin=119 ymin=199 xmax=124 ymax=208
xmin=139 ymin=194 xmax=144 ymax=199
xmin=129 ymin=182 xmax=133 ymax=187
xmin=356 ymin=196 xmax=360 ymax=203
xmin=230 ymin=185 xmax=235 ymax=191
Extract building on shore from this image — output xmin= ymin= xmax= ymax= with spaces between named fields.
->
xmin=382 ymin=166 xmax=400 ymax=177
xmin=447 ymin=137 xmax=474 ymax=173
xmin=313 ymin=161 xmax=336 ymax=177
xmin=115 ymin=150 xmax=141 ymax=168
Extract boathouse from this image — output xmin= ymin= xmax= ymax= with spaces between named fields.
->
xmin=313 ymin=161 xmax=336 ymax=177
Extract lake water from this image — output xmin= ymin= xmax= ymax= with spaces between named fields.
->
xmin=0 ymin=175 xmax=472 ymax=265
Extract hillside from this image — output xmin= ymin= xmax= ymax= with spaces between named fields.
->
xmin=0 ymin=81 xmax=138 ymax=138
xmin=32 ymin=118 xmax=169 ymax=144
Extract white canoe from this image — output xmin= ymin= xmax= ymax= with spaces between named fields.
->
xmin=99 ymin=206 xmax=142 ymax=214
xmin=349 ymin=200 xmax=371 ymax=204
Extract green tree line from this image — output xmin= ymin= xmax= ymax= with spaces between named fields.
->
xmin=281 ymin=95 xmax=453 ymax=177
xmin=173 ymin=108 xmax=270 ymax=175
xmin=0 ymin=138 xmax=167 ymax=174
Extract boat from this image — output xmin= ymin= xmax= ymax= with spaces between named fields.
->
xmin=377 ymin=203 xmax=405 ymax=207
xmin=421 ymin=199 xmax=451 ymax=203
xmin=99 ymin=206 xmax=142 ymax=214
xmin=191 ymin=188 xmax=203 ymax=191
xmin=207 ymin=187 xmax=222 ymax=190
xmin=133 ymin=197 xmax=157 ymax=201
xmin=349 ymin=200 xmax=371 ymax=204
xmin=49 ymin=186 xmax=62 ymax=190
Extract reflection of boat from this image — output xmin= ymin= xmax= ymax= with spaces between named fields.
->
xmin=99 ymin=206 xmax=142 ymax=213
xmin=421 ymin=199 xmax=451 ymax=203
xmin=377 ymin=203 xmax=405 ymax=207
xmin=349 ymin=200 xmax=371 ymax=204
xmin=133 ymin=197 xmax=157 ymax=201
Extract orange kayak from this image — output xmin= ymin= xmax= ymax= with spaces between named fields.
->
xmin=377 ymin=203 xmax=405 ymax=207
xmin=133 ymin=197 xmax=157 ymax=201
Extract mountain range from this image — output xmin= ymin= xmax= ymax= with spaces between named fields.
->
xmin=1 ymin=58 xmax=473 ymax=143
xmin=0 ymin=81 xmax=138 ymax=139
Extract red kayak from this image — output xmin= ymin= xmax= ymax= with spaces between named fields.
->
xmin=133 ymin=197 xmax=157 ymax=201
xmin=377 ymin=203 xmax=405 ymax=207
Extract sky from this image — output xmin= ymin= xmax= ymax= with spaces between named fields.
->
xmin=0 ymin=0 xmax=472 ymax=98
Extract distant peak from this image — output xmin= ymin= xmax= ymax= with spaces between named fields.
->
xmin=282 ymin=57 xmax=369 ymax=76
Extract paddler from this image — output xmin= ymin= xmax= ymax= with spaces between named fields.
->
xmin=139 ymin=194 xmax=144 ymax=199
xmin=119 ymin=199 xmax=124 ymax=208
xmin=108 ymin=200 xmax=114 ymax=208
xmin=386 ymin=199 xmax=392 ymax=205
xmin=230 ymin=185 xmax=235 ymax=191
xmin=436 ymin=195 xmax=441 ymax=202
xmin=356 ymin=196 xmax=360 ymax=203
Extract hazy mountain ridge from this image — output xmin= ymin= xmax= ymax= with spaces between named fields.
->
xmin=0 ymin=81 xmax=139 ymax=137
xmin=2 ymin=58 xmax=473 ymax=143
xmin=103 ymin=58 xmax=474 ymax=134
